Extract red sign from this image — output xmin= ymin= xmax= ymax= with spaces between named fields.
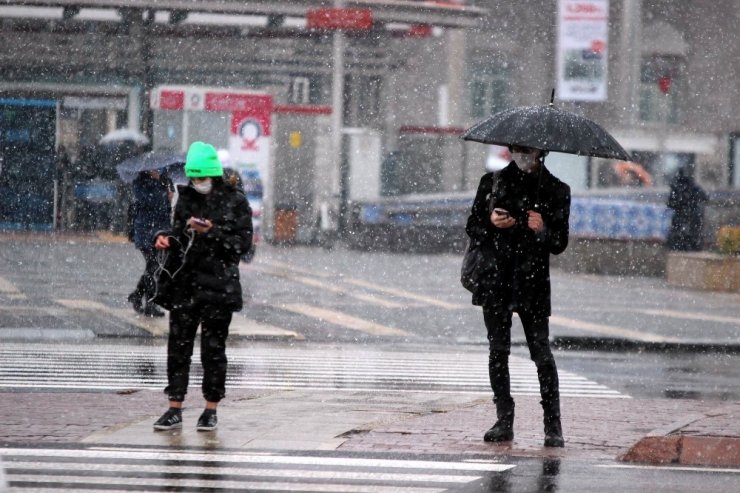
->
xmin=157 ymin=90 xmax=185 ymax=110
xmin=307 ymin=8 xmax=373 ymax=31
xmin=407 ymin=24 xmax=433 ymax=38
xmin=658 ymin=76 xmax=672 ymax=94
xmin=204 ymin=93 xmax=272 ymax=115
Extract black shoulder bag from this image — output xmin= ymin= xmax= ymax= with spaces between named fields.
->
xmin=460 ymin=173 xmax=498 ymax=293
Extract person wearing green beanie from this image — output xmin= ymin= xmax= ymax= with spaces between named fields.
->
xmin=184 ymin=141 xmax=223 ymax=178
xmin=152 ymin=141 xmax=253 ymax=432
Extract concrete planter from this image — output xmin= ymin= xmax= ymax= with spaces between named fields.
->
xmin=666 ymin=251 xmax=740 ymax=292
xmin=551 ymin=238 xmax=667 ymax=277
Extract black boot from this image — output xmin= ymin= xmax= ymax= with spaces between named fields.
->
xmin=143 ymin=300 xmax=165 ymax=317
xmin=544 ymin=415 xmax=564 ymax=447
xmin=127 ymin=292 xmax=145 ymax=314
xmin=484 ymin=400 xmax=514 ymax=442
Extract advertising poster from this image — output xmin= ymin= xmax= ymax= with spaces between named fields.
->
xmin=557 ymin=0 xmax=609 ymax=101
xmin=224 ymin=95 xmax=272 ymax=202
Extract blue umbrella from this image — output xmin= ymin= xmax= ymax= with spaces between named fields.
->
xmin=116 ymin=150 xmax=185 ymax=183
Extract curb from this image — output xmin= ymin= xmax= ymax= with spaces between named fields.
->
xmin=550 ymin=336 xmax=740 ymax=354
xmin=619 ymin=405 xmax=740 ymax=467
xmin=620 ymin=435 xmax=740 ymax=468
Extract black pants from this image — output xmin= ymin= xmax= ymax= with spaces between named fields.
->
xmin=165 ymin=305 xmax=232 ymax=403
xmin=483 ymin=304 xmax=560 ymax=416
xmin=134 ymin=248 xmax=158 ymax=301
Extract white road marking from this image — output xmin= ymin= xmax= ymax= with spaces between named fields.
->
xmin=598 ymin=464 xmax=740 ymax=474
xmin=343 ymin=279 xmax=462 ymax=310
xmin=0 ymin=344 xmax=627 ymax=398
xmin=276 ymin=303 xmax=411 ymax=337
xmin=256 ymin=259 xmax=461 ymax=310
xmin=249 ymin=264 xmax=406 ymax=308
xmin=550 ymin=315 xmax=682 ymax=343
xmin=53 ymin=299 xmax=302 ymax=339
xmin=54 ymin=298 xmax=168 ymax=336
xmin=1 ymin=446 xmax=514 ymax=471
xmin=5 ymin=475 xmax=448 ymax=493
xmin=0 ymin=276 xmax=26 ymax=300
xmin=2 ymin=445 xmax=511 ymax=493
xmin=636 ymin=309 xmax=740 ymax=326
xmin=6 ymin=460 xmax=482 ymax=482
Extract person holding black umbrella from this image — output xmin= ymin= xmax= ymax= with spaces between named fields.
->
xmin=465 ymin=145 xmax=570 ymax=447
xmin=462 ymin=94 xmax=631 ymax=448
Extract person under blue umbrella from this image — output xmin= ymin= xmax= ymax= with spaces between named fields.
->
xmin=127 ymin=168 xmax=172 ymax=317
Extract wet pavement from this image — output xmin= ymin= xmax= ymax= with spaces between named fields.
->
xmin=0 ymin=341 xmax=737 ymax=469
xmin=0 ymin=232 xmax=739 ymax=491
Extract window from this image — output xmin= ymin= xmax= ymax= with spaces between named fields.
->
xmin=639 ymin=55 xmax=684 ymax=124
xmin=289 ymin=76 xmax=311 ymax=104
xmin=469 ymin=60 xmax=509 ymax=119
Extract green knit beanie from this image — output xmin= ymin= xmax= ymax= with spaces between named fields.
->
xmin=185 ymin=141 xmax=223 ymax=178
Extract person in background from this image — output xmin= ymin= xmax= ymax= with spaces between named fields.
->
xmin=152 ymin=141 xmax=252 ymax=432
xmin=127 ymin=168 xmax=171 ymax=317
xmin=666 ymin=165 xmax=709 ymax=251
xmin=465 ymin=145 xmax=570 ymax=448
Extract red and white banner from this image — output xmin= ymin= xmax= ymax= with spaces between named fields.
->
xmin=557 ymin=0 xmax=609 ymax=101
xmin=151 ymin=86 xmax=273 ymax=196
xmin=229 ymin=106 xmax=271 ymax=181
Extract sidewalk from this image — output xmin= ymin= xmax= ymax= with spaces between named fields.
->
xmin=2 ymin=387 xmax=738 ymax=468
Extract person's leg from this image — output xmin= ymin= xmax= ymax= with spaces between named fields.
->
xmin=154 ymin=306 xmax=200 ymax=430
xmin=482 ymin=304 xmax=515 ymax=442
xmin=127 ymin=248 xmax=150 ymax=314
xmin=141 ymin=248 xmax=164 ymax=317
xmin=520 ymin=312 xmax=564 ymax=447
xmin=197 ymin=311 xmax=232 ymax=431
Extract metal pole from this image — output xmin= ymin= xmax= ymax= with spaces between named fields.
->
xmin=332 ymin=0 xmax=346 ymax=232
xmin=619 ymin=0 xmax=642 ymax=126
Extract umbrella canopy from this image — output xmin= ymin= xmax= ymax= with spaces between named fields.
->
xmin=99 ymin=128 xmax=150 ymax=146
xmin=116 ymin=150 xmax=185 ymax=183
xmin=461 ymin=104 xmax=631 ymax=161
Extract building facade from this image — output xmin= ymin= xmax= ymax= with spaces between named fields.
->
xmin=0 ymin=0 xmax=737 ymax=238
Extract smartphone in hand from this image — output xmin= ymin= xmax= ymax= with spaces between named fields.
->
xmin=191 ymin=218 xmax=209 ymax=227
xmin=493 ymin=208 xmax=510 ymax=218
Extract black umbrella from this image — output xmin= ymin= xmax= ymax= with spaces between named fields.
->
xmin=461 ymin=95 xmax=631 ymax=161
xmin=116 ymin=150 xmax=185 ymax=183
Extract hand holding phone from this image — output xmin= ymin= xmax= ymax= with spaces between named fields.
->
xmin=191 ymin=217 xmax=209 ymax=227
xmin=491 ymin=207 xmax=515 ymax=229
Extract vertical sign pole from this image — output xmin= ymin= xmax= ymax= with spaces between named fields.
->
xmin=331 ymin=0 xmax=346 ymax=233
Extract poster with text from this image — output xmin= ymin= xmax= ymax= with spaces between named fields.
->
xmin=557 ymin=0 xmax=609 ymax=101
xmin=229 ymin=101 xmax=272 ymax=201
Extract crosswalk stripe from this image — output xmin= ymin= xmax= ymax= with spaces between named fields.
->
xmin=636 ymin=308 xmax=740 ymax=326
xmin=8 ymin=475 xmax=448 ymax=493
xmin=0 ymin=344 xmax=626 ymax=398
xmin=247 ymin=264 xmax=408 ymax=309
xmin=550 ymin=315 xmax=681 ymax=343
xmin=2 ymin=446 xmax=514 ymax=493
xmin=53 ymin=299 xmax=303 ymax=340
xmin=342 ymin=279 xmax=462 ymax=310
xmin=1 ymin=447 xmax=512 ymax=471
xmin=255 ymin=260 xmax=460 ymax=310
xmin=3 ymin=462 xmax=485 ymax=483
xmin=275 ymin=303 xmax=411 ymax=337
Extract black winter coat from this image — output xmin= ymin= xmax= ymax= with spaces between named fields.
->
xmin=131 ymin=173 xmax=171 ymax=252
xmin=465 ymin=162 xmax=570 ymax=318
xmin=162 ymin=179 xmax=253 ymax=312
